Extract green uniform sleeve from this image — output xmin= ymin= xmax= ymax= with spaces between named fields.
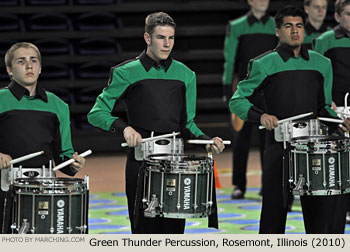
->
xmin=313 ymin=36 xmax=329 ymax=55
xmin=59 ymin=102 xmax=74 ymax=161
xmin=87 ymin=68 xmax=130 ymax=132
xmin=185 ymin=72 xmax=205 ymax=137
xmin=322 ymin=60 xmax=338 ymax=117
xmin=222 ymin=22 xmax=239 ymax=85
xmin=229 ymin=59 xmax=267 ymax=121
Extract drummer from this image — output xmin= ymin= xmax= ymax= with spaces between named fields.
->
xmin=230 ymin=5 xmax=350 ymax=234
xmin=87 ymin=12 xmax=225 ymax=234
xmin=0 ymin=42 xmax=86 ymax=233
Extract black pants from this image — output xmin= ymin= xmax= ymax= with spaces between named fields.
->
xmin=259 ymin=132 xmax=348 ymax=233
xmin=0 ymin=190 xmax=12 ymax=234
xmin=125 ymin=147 xmax=185 ymax=234
xmin=231 ymin=122 xmax=265 ymax=193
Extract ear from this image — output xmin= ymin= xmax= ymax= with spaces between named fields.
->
xmin=304 ymin=6 xmax=309 ymax=15
xmin=275 ymin=28 xmax=280 ymax=38
xmin=334 ymin=12 xmax=340 ymax=23
xmin=144 ymin=32 xmax=151 ymax=46
xmin=6 ymin=66 xmax=13 ymax=78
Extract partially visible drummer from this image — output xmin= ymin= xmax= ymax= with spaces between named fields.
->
xmin=0 ymin=42 xmax=86 ymax=233
xmin=230 ymin=5 xmax=350 ymax=233
xmin=88 ymin=12 xmax=225 ymax=234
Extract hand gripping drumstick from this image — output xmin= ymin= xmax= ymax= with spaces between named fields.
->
xmin=53 ymin=149 xmax=92 ymax=171
xmin=187 ymin=140 xmax=231 ymax=145
xmin=258 ymin=112 xmax=313 ymax=130
xmin=10 ymin=150 xmax=45 ymax=165
xmin=121 ymin=132 xmax=180 ymax=147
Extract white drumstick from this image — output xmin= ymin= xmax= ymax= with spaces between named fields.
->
xmin=259 ymin=112 xmax=313 ymax=129
xmin=187 ymin=140 xmax=231 ymax=145
xmin=53 ymin=149 xmax=92 ymax=171
xmin=121 ymin=132 xmax=180 ymax=147
xmin=10 ymin=150 xmax=44 ymax=165
xmin=317 ymin=117 xmax=344 ymax=124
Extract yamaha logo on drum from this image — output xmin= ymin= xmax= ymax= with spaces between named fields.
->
xmin=183 ymin=178 xmax=191 ymax=210
xmin=56 ymin=200 xmax=65 ymax=234
xmin=328 ymin=157 xmax=336 ymax=187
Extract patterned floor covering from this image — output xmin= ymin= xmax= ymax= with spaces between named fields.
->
xmin=88 ymin=187 xmax=350 ymax=234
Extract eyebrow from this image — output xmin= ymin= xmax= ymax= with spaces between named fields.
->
xmin=283 ymin=22 xmax=304 ymax=26
xmin=15 ymin=56 xmax=38 ymax=60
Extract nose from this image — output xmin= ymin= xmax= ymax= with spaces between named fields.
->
xmin=164 ymin=38 xmax=170 ymax=47
xmin=291 ymin=25 xmax=298 ymax=34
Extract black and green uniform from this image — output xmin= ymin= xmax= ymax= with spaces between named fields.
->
xmin=229 ymin=44 xmax=346 ymax=234
xmin=313 ymin=25 xmax=350 ymax=106
xmin=88 ymin=51 xmax=213 ymax=234
xmin=222 ymin=11 xmax=277 ymax=196
xmin=0 ymin=81 xmax=77 ymax=233
xmin=314 ymin=24 xmax=350 ymax=229
xmin=303 ymin=20 xmax=329 ymax=49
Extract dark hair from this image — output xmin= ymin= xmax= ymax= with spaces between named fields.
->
xmin=5 ymin=42 xmax=41 ymax=68
xmin=304 ymin=0 xmax=328 ymax=6
xmin=145 ymin=12 xmax=176 ymax=35
xmin=275 ymin=5 xmax=306 ymax=29
xmin=335 ymin=0 xmax=350 ymax=15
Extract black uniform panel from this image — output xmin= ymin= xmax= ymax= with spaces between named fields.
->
xmin=0 ymin=109 xmax=60 ymax=167
xmin=125 ymin=79 xmax=186 ymax=133
xmin=325 ymin=47 xmax=350 ymax=93
xmin=261 ymin=70 xmax=324 ymax=119
xmin=236 ymin=34 xmax=278 ymax=80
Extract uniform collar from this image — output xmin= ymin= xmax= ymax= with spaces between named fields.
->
xmin=334 ymin=24 xmax=350 ymax=39
xmin=8 ymin=80 xmax=48 ymax=102
xmin=138 ymin=50 xmax=172 ymax=72
xmin=275 ymin=43 xmax=310 ymax=62
xmin=247 ymin=11 xmax=270 ymax=26
xmin=305 ymin=19 xmax=328 ymax=35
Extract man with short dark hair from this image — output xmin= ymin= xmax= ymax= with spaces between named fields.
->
xmin=88 ymin=12 xmax=225 ymax=234
xmin=230 ymin=5 xmax=350 ymax=233
xmin=0 ymin=42 xmax=86 ymax=233
xmin=303 ymin=0 xmax=329 ymax=49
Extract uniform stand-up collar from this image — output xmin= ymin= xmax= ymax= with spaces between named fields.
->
xmin=8 ymin=81 xmax=48 ymax=102
xmin=305 ymin=19 xmax=328 ymax=35
xmin=334 ymin=24 xmax=350 ymax=39
xmin=247 ymin=11 xmax=270 ymax=26
xmin=275 ymin=43 xmax=310 ymax=62
xmin=138 ymin=50 xmax=172 ymax=72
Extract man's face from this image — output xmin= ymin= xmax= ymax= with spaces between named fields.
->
xmin=305 ymin=0 xmax=328 ymax=24
xmin=6 ymin=47 xmax=41 ymax=87
xmin=144 ymin=25 xmax=175 ymax=63
xmin=248 ymin=0 xmax=270 ymax=13
xmin=276 ymin=16 xmax=305 ymax=48
xmin=335 ymin=4 xmax=350 ymax=33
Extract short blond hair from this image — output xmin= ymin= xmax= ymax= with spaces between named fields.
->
xmin=5 ymin=42 xmax=41 ymax=68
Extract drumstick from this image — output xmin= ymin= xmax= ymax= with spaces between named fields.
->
xmin=53 ymin=149 xmax=92 ymax=171
xmin=317 ymin=117 xmax=344 ymax=124
xmin=10 ymin=150 xmax=44 ymax=165
xmin=121 ymin=132 xmax=180 ymax=147
xmin=259 ymin=112 xmax=313 ymax=129
xmin=187 ymin=140 xmax=231 ymax=145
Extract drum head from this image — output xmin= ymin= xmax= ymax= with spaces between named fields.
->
xmin=145 ymin=154 xmax=213 ymax=172
xmin=14 ymin=177 xmax=86 ymax=194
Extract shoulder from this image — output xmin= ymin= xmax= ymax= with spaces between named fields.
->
xmin=111 ymin=57 xmax=140 ymax=73
xmin=252 ymin=49 xmax=278 ymax=63
xmin=45 ymin=91 xmax=69 ymax=109
xmin=315 ymin=29 xmax=334 ymax=42
xmin=229 ymin=15 xmax=247 ymax=28
xmin=308 ymin=50 xmax=332 ymax=65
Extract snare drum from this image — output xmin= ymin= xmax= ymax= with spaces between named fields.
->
xmin=290 ymin=119 xmax=329 ymax=140
xmin=290 ymin=138 xmax=350 ymax=195
xmin=142 ymin=154 xmax=213 ymax=219
xmin=11 ymin=177 xmax=89 ymax=234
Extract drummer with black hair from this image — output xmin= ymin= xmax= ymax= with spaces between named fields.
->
xmin=230 ymin=5 xmax=350 ymax=234
xmin=0 ymin=42 xmax=86 ymax=233
xmin=88 ymin=12 xmax=225 ymax=234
